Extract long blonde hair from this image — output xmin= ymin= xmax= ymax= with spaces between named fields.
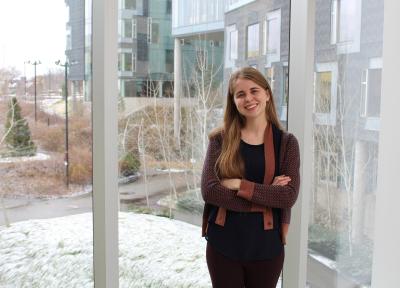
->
xmin=210 ymin=67 xmax=283 ymax=178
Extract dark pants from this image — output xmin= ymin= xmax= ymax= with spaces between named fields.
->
xmin=206 ymin=243 xmax=284 ymax=288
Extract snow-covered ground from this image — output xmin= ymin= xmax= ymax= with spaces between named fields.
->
xmin=0 ymin=212 xmax=282 ymax=288
xmin=0 ymin=152 xmax=50 ymax=164
xmin=0 ymin=212 xmax=210 ymax=288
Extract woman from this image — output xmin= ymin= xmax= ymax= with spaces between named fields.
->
xmin=201 ymin=67 xmax=300 ymax=288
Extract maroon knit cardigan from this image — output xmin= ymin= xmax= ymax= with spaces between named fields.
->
xmin=201 ymin=126 xmax=300 ymax=244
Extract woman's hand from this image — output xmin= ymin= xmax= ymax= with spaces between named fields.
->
xmin=272 ymin=175 xmax=291 ymax=186
xmin=221 ymin=178 xmax=241 ymax=190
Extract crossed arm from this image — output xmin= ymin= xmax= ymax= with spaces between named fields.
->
xmin=201 ymin=134 xmax=300 ymax=224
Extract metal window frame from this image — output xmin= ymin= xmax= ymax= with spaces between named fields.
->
xmin=283 ymin=0 xmax=315 ymax=287
xmin=371 ymin=0 xmax=400 ymax=286
xmin=92 ymin=0 xmax=119 ymax=287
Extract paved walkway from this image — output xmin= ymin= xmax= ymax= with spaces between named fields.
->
xmin=0 ymin=171 xmax=194 ymax=226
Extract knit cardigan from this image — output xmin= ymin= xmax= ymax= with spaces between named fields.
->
xmin=201 ymin=126 xmax=300 ymax=244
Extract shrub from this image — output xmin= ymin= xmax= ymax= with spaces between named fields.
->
xmin=69 ymin=146 xmax=92 ymax=185
xmin=119 ymin=152 xmax=140 ymax=177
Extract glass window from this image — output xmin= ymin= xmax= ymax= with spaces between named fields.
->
xmin=147 ymin=17 xmax=152 ymax=43
xmin=230 ymin=30 xmax=238 ymax=60
xmin=152 ymin=23 xmax=159 ymax=44
xmin=167 ymin=0 xmax=172 ymax=14
xmin=0 ymin=0 xmax=93 ymax=286
xmin=314 ymin=63 xmax=337 ymax=125
xmin=331 ymin=0 xmax=362 ymax=52
xmin=315 ymin=71 xmax=332 ymax=114
xmin=132 ymin=18 xmax=137 ymax=39
xmin=247 ymin=23 xmax=259 ymax=58
xmin=119 ymin=52 xmax=133 ymax=72
xmin=124 ymin=19 xmax=132 ymax=38
xmin=308 ymin=0 xmax=384 ymax=287
xmin=361 ymin=68 xmax=382 ymax=118
xmin=125 ymin=0 xmax=136 ymax=10
xmin=225 ymin=25 xmax=237 ymax=68
xmin=264 ymin=9 xmax=281 ymax=66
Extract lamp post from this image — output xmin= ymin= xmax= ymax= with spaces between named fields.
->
xmin=27 ymin=60 xmax=41 ymax=122
xmin=56 ymin=60 xmax=70 ymax=188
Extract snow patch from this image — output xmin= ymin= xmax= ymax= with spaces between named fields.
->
xmin=0 ymin=152 xmax=50 ymax=163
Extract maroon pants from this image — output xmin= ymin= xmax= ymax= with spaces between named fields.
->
xmin=206 ymin=243 xmax=284 ymax=288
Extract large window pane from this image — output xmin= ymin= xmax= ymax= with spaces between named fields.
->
xmin=115 ymin=0 xmax=290 ymax=287
xmin=307 ymin=0 xmax=384 ymax=287
xmin=0 ymin=0 xmax=93 ymax=286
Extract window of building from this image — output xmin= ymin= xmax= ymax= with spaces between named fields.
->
xmin=230 ymin=31 xmax=238 ymax=60
xmin=225 ymin=25 xmax=238 ymax=68
xmin=119 ymin=52 xmax=133 ymax=72
xmin=124 ymin=0 xmax=136 ymax=10
xmin=314 ymin=63 xmax=338 ymax=125
xmin=132 ymin=53 xmax=136 ymax=72
xmin=132 ymin=18 xmax=137 ymax=39
xmin=166 ymin=0 xmax=172 ymax=14
xmin=361 ymin=58 xmax=382 ymax=119
xmin=227 ymin=0 xmax=256 ymax=12
xmin=123 ymin=19 xmax=132 ymax=38
xmin=151 ymin=23 xmax=159 ymax=44
xmin=264 ymin=9 xmax=281 ymax=67
xmin=147 ymin=17 xmax=152 ymax=43
xmin=331 ymin=0 xmax=362 ymax=53
xmin=165 ymin=49 xmax=174 ymax=73
xmin=247 ymin=23 xmax=259 ymax=58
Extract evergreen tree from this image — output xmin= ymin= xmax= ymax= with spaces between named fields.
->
xmin=4 ymin=97 xmax=36 ymax=157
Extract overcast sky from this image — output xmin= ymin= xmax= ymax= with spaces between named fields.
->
xmin=0 ymin=0 xmax=68 ymax=77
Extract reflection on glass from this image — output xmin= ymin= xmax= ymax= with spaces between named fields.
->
xmin=308 ymin=0 xmax=384 ymax=287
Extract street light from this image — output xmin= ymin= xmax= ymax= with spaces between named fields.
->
xmin=55 ymin=59 xmax=73 ymax=188
xmin=27 ymin=60 xmax=41 ymax=122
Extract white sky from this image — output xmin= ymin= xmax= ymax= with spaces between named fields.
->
xmin=0 ymin=0 xmax=68 ymax=77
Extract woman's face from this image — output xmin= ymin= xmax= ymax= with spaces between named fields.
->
xmin=232 ymin=77 xmax=270 ymax=121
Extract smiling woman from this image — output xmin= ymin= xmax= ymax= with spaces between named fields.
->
xmin=201 ymin=67 xmax=300 ymax=288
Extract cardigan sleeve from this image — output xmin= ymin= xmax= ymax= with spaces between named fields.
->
xmin=281 ymin=208 xmax=291 ymax=224
xmin=201 ymin=135 xmax=253 ymax=212
xmin=237 ymin=133 xmax=300 ymax=209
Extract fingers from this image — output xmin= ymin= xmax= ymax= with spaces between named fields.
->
xmin=272 ymin=175 xmax=291 ymax=186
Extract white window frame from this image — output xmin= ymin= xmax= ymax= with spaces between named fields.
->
xmin=225 ymin=24 xmax=238 ymax=68
xmin=314 ymin=62 xmax=338 ymax=126
xmin=264 ymin=9 xmax=281 ymax=67
xmin=330 ymin=0 xmax=362 ymax=54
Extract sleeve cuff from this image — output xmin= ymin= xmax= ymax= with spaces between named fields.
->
xmin=237 ymin=179 xmax=255 ymax=201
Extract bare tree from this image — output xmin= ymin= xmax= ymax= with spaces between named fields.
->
xmin=313 ymin=72 xmax=374 ymax=256
xmin=0 ymin=98 xmax=21 ymax=227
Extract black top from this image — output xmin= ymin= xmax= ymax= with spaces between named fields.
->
xmin=205 ymin=139 xmax=283 ymax=261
